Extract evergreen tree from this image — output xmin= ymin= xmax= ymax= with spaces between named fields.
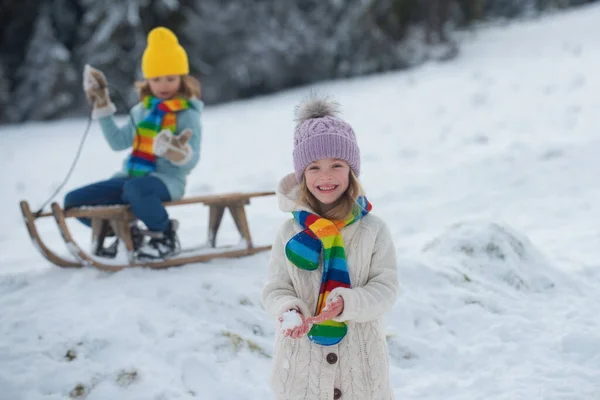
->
xmin=8 ymin=5 xmax=78 ymax=122
xmin=0 ymin=0 xmax=597 ymax=123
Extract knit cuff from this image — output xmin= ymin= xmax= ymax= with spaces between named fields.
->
xmin=92 ymin=103 xmax=117 ymax=120
xmin=329 ymin=287 xmax=359 ymax=322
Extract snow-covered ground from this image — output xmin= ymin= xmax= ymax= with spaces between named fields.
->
xmin=1 ymin=4 xmax=600 ymax=399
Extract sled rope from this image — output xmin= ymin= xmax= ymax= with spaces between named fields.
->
xmin=33 ymin=84 xmax=138 ymax=217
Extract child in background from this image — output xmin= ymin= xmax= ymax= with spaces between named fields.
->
xmin=64 ymin=26 xmax=203 ymax=259
xmin=262 ymin=95 xmax=399 ymax=399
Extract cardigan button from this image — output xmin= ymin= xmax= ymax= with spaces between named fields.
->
xmin=333 ymin=388 xmax=342 ymax=399
xmin=326 ymin=353 xmax=338 ymax=364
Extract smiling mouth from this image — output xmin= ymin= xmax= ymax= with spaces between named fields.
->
xmin=317 ymin=184 xmax=337 ymax=192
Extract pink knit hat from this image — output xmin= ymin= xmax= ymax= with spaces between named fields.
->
xmin=293 ymin=96 xmax=360 ymax=183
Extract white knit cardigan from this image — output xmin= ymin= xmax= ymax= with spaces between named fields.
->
xmin=261 ymin=174 xmax=399 ymax=400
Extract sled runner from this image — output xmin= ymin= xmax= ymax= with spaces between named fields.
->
xmin=20 ymin=191 xmax=275 ymax=272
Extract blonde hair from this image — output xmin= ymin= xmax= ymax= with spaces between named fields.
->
xmin=135 ymin=75 xmax=201 ymax=100
xmin=299 ymin=170 xmax=364 ymax=220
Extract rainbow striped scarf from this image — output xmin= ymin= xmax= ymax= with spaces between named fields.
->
xmin=285 ymin=196 xmax=372 ymax=346
xmin=127 ymin=96 xmax=189 ymax=177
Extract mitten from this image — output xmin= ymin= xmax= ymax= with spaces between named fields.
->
xmin=152 ymin=128 xmax=193 ymax=166
xmin=83 ymin=64 xmax=116 ymax=119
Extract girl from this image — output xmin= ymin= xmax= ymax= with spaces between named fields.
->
xmin=262 ymin=95 xmax=399 ymax=399
xmin=63 ymin=27 xmax=203 ymax=260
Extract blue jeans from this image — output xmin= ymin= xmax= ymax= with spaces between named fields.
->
xmin=63 ymin=176 xmax=172 ymax=232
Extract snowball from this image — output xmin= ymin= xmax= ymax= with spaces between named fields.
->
xmin=281 ymin=310 xmax=303 ymax=330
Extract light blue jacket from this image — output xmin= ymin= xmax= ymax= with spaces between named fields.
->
xmin=98 ymin=98 xmax=203 ymax=200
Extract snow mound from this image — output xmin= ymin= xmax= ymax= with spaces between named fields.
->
xmin=422 ymin=222 xmax=557 ymax=292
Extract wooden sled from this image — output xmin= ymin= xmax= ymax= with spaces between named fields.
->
xmin=20 ymin=191 xmax=275 ymax=272
xmin=20 ymin=200 xmax=82 ymax=268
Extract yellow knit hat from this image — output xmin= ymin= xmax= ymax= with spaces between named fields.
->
xmin=141 ymin=27 xmax=189 ymax=79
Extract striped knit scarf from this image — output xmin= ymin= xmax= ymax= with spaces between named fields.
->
xmin=127 ymin=96 xmax=189 ymax=177
xmin=285 ymin=196 xmax=372 ymax=346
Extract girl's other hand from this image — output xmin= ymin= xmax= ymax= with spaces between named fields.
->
xmin=307 ymin=295 xmax=344 ymax=325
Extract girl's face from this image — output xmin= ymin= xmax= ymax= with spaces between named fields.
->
xmin=304 ymin=158 xmax=350 ymax=210
xmin=148 ymin=75 xmax=181 ymax=100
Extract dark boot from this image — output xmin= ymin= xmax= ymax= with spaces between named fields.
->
xmin=93 ymin=221 xmax=144 ymax=259
xmin=92 ymin=221 xmax=117 ymax=258
xmin=136 ymin=220 xmax=180 ymax=260
xmin=130 ymin=223 xmax=145 ymax=252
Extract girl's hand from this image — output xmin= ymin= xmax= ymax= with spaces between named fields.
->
xmin=279 ymin=309 xmax=310 ymax=339
xmin=307 ymin=295 xmax=344 ymax=325
xmin=153 ymin=129 xmax=193 ymax=165
xmin=83 ymin=64 xmax=111 ymax=108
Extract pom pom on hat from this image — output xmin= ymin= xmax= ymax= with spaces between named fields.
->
xmin=294 ymin=96 xmax=341 ymax=126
